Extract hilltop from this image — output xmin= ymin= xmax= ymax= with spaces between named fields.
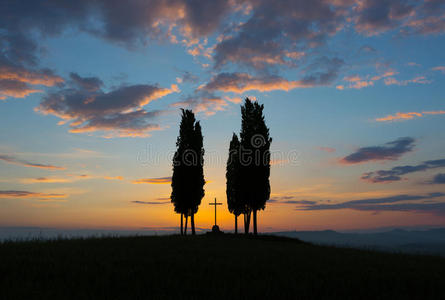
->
xmin=1 ymin=234 xmax=444 ymax=299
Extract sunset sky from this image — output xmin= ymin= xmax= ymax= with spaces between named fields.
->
xmin=1 ymin=0 xmax=445 ymax=232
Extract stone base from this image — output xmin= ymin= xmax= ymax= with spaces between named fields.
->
xmin=206 ymin=225 xmax=224 ymax=235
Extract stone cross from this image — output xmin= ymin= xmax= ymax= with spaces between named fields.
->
xmin=209 ymin=197 xmax=222 ymax=226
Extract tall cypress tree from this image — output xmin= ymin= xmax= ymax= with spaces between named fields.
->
xmin=171 ymin=109 xmax=205 ymax=235
xmin=226 ymin=133 xmax=244 ymax=234
xmin=239 ymin=98 xmax=271 ymax=235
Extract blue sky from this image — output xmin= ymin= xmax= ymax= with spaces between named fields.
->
xmin=1 ymin=0 xmax=445 ymax=231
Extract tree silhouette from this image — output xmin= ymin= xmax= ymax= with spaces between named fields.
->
xmin=239 ymin=98 xmax=272 ymax=235
xmin=226 ymin=133 xmax=245 ymax=234
xmin=171 ymin=109 xmax=205 ymax=235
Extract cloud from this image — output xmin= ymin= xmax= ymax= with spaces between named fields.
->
xmin=361 ymin=158 xmax=445 ymax=183
xmin=353 ymin=0 xmax=445 ymax=36
xmin=283 ymin=200 xmax=317 ymax=205
xmin=132 ymin=200 xmax=170 ymax=205
xmin=0 ymin=0 xmax=232 ymax=100
xmin=132 ymin=177 xmax=172 ymax=184
xmin=354 ymin=0 xmax=415 ymax=36
xmin=0 ymin=57 xmax=64 ymax=100
xmin=0 ymin=0 xmax=235 ymax=46
xmin=383 ymin=76 xmax=431 ymax=86
xmin=340 ymin=137 xmax=415 ymax=164
xmin=36 ymin=73 xmax=178 ymax=137
xmin=103 ymin=176 xmax=124 ymax=180
xmin=430 ymin=173 xmax=445 ymax=184
xmin=69 ymin=72 xmax=103 ymax=92
xmin=296 ymin=192 xmax=445 ymax=216
xmin=432 ymin=66 xmax=445 ymax=74
xmin=0 ymin=154 xmax=65 ymax=170
xmin=21 ymin=177 xmax=72 ymax=184
xmin=20 ymin=174 xmax=124 ymax=184
xmin=0 ymin=190 xmax=67 ymax=200
xmin=200 ymin=62 xmax=343 ymax=94
xmin=213 ymin=0 xmax=345 ymax=69
xmin=376 ymin=110 xmax=445 ymax=122
xmin=269 ymin=195 xmax=317 ymax=205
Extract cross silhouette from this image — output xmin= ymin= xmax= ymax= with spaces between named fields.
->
xmin=209 ymin=198 xmax=222 ymax=226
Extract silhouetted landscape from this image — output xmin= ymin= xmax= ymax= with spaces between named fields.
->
xmin=1 ymin=234 xmax=445 ymax=299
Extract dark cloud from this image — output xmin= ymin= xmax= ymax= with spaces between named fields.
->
xmin=341 ymin=137 xmax=415 ymax=164
xmin=36 ymin=73 xmax=177 ymax=137
xmin=69 ymin=73 xmax=103 ymax=92
xmin=131 ymin=200 xmax=170 ymax=205
xmin=362 ymin=158 xmax=445 ymax=183
xmin=284 ymin=200 xmax=317 ymax=205
xmin=214 ymin=0 xmax=344 ymax=69
xmin=354 ymin=0 xmax=445 ymax=36
xmin=400 ymin=0 xmax=445 ymax=35
xmin=0 ymin=0 xmax=234 ymax=47
xmin=269 ymin=196 xmax=316 ymax=205
xmin=0 ymin=154 xmax=65 ymax=170
xmin=354 ymin=0 xmax=415 ymax=35
xmin=213 ymin=0 xmax=345 ymax=70
xmin=296 ymin=192 xmax=445 ymax=216
xmin=430 ymin=173 xmax=445 ymax=184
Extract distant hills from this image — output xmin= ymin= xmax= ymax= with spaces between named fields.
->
xmin=274 ymin=228 xmax=445 ymax=256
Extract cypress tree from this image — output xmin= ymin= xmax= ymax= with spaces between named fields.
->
xmin=239 ymin=98 xmax=271 ymax=235
xmin=226 ymin=133 xmax=244 ymax=234
xmin=171 ymin=109 xmax=205 ymax=235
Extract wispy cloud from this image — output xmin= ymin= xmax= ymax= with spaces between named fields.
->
xmin=132 ymin=177 xmax=172 ymax=184
xmin=0 ymin=190 xmax=67 ymax=200
xmin=295 ymin=192 xmax=445 ymax=216
xmin=432 ymin=66 xmax=445 ymax=73
xmin=383 ymin=76 xmax=431 ymax=86
xmin=131 ymin=200 xmax=170 ymax=205
xmin=0 ymin=154 xmax=64 ymax=170
xmin=20 ymin=174 xmax=124 ymax=184
xmin=376 ymin=110 xmax=445 ymax=122
xmin=362 ymin=158 xmax=445 ymax=183
xmin=340 ymin=137 xmax=415 ymax=164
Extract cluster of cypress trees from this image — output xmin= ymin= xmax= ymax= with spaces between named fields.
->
xmin=226 ymin=98 xmax=271 ymax=235
xmin=170 ymin=98 xmax=271 ymax=235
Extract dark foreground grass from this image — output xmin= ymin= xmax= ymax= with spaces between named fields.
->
xmin=0 ymin=234 xmax=444 ymax=299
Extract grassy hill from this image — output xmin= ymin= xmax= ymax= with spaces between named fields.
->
xmin=1 ymin=234 xmax=444 ymax=299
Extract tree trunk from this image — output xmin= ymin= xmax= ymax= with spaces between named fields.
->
xmin=191 ymin=213 xmax=196 ymax=235
xmin=244 ymin=210 xmax=251 ymax=234
xmin=180 ymin=213 xmax=183 ymax=235
xmin=184 ymin=215 xmax=188 ymax=235
xmin=235 ymin=215 xmax=238 ymax=234
xmin=253 ymin=209 xmax=258 ymax=235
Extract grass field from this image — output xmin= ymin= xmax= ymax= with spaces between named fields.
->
xmin=1 ymin=234 xmax=444 ymax=299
